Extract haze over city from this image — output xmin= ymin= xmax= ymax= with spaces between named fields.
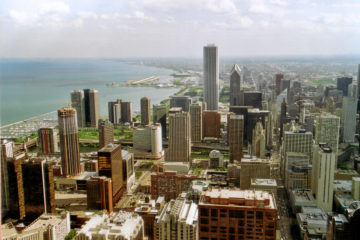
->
xmin=1 ymin=0 xmax=360 ymax=58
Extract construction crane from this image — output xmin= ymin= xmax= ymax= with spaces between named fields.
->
xmin=48 ymin=101 xmax=77 ymax=108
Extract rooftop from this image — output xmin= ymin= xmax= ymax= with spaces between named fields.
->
xmin=251 ymin=178 xmax=277 ymax=187
xmin=200 ymin=189 xmax=276 ymax=209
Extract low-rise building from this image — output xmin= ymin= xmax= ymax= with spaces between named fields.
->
xmin=289 ymin=189 xmax=317 ymax=214
xmin=296 ymin=207 xmax=328 ymax=240
xmin=75 ymin=211 xmax=144 ymax=240
xmin=250 ymin=178 xmax=277 ymax=198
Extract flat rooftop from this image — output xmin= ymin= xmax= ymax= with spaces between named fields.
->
xmin=200 ymin=189 xmax=276 ymax=209
xmin=251 ymin=178 xmax=277 ymax=187
xmin=291 ymin=189 xmax=316 ymax=203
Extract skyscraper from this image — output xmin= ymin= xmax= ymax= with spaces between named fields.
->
xmin=203 ymin=44 xmax=219 ymax=110
xmin=228 ymin=115 xmax=244 ymax=163
xmin=38 ymin=127 xmax=58 ymax=154
xmin=84 ymin=89 xmax=100 ymax=128
xmin=190 ymin=103 xmax=203 ymax=143
xmin=98 ymin=120 xmax=114 ymax=149
xmin=169 ymin=96 xmax=192 ymax=112
xmin=315 ymin=113 xmax=340 ymax=154
xmin=87 ymin=176 xmax=113 ymax=213
xmin=58 ymin=107 xmax=81 ymax=177
xmin=166 ymin=112 xmax=191 ymax=162
xmin=280 ymin=98 xmax=287 ymax=139
xmin=202 ymin=110 xmax=221 ymax=138
xmin=230 ymin=64 xmax=242 ymax=106
xmin=312 ymin=143 xmax=336 ymax=212
xmin=98 ymin=144 xmax=124 ymax=204
xmin=141 ymin=97 xmax=151 ymax=125
xmin=120 ymin=101 xmax=132 ymax=123
xmin=343 ymin=84 xmax=358 ymax=142
xmin=108 ymin=100 xmax=121 ymax=124
xmin=153 ymin=104 xmax=167 ymax=139
xmin=1 ymin=140 xmax=12 ymax=219
xmin=71 ymin=90 xmax=85 ymax=128
xmin=337 ymin=76 xmax=353 ymax=96
xmin=275 ymin=73 xmax=284 ymax=94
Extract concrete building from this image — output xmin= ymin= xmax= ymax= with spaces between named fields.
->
xmin=58 ymin=107 xmax=81 ymax=177
xmin=209 ymin=150 xmax=224 ymax=168
xmin=133 ymin=124 xmax=163 ymax=159
xmin=166 ymin=112 xmax=191 ymax=162
xmin=202 ymin=111 xmax=221 ymax=138
xmin=87 ymin=176 xmax=113 ymax=213
xmin=122 ymin=150 xmax=135 ymax=192
xmin=2 ymin=213 xmax=70 ymax=240
xmin=315 ymin=113 xmax=340 ymax=154
xmin=75 ymin=211 xmax=144 ymax=240
xmin=296 ymin=207 xmax=328 ymax=240
xmin=84 ymin=89 xmax=100 ymax=128
xmin=153 ymin=104 xmax=167 ymax=139
xmin=337 ymin=76 xmax=353 ymax=96
xmin=108 ymin=100 xmax=121 ymax=124
xmin=230 ymin=64 xmax=242 ymax=106
xmin=98 ymin=144 xmax=124 ymax=204
xmin=38 ymin=127 xmax=58 ymax=154
xmin=228 ymin=115 xmax=244 ymax=163
xmin=71 ymin=89 xmax=86 ymax=128
xmin=284 ymin=152 xmax=311 ymax=189
xmin=198 ymin=189 xmax=277 ymax=240
xmin=251 ymin=121 xmax=266 ymax=158
xmin=343 ymin=84 xmax=358 ymax=142
xmin=98 ymin=120 xmax=114 ymax=149
xmin=280 ymin=98 xmax=287 ymax=139
xmin=151 ymin=171 xmax=202 ymax=201
xmin=154 ymin=196 xmax=198 ymax=240
xmin=141 ymin=97 xmax=151 ymax=125
xmin=121 ymin=101 xmax=132 ymax=123
xmin=170 ymin=96 xmax=192 ymax=112
xmin=312 ymin=143 xmax=336 ymax=212
xmin=289 ymin=190 xmax=317 ymax=213
xmin=239 ymin=156 xmax=271 ymax=189
xmin=353 ymin=177 xmax=360 ymax=200
xmin=190 ymin=103 xmax=203 ymax=143
xmin=203 ymin=44 xmax=219 ymax=110
xmin=280 ymin=79 xmax=290 ymax=93
xmin=275 ymin=73 xmax=283 ymax=94
xmin=250 ymin=178 xmax=277 ymax=198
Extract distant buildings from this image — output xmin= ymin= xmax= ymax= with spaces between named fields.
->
xmin=166 ymin=112 xmax=191 ymax=162
xmin=203 ymin=44 xmax=219 ymax=110
xmin=141 ymin=97 xmax=151 ymax=125
xmin=153 ymin=104 xmax=167 ymax=139
xmin=108 ymin=99 xmax=121 ymax=124
xmin=71 ymin=90 xmax=86 ymax=128
xmin=154 ymin=196 xmax=198 ymax=240
xmin=75 ymin=212 xmax=144 ymax=240
xmin=312 ymin=143 xmax=336 ymax=212
xmin=198 ymin=189 xmax=277 ymax=240
xmin=83 ymin=89 xmax=100 ymax=128
xmin=58 ymin=107 xmax=81 ymax=177
xmin=170 ymin=96 xmax=191 ymax=112
xmin=230 ymin=64 xmax=242 ymax=106
xmin=98 ymin=120 xmax=114 ymax=149
xmin=133 ymin=124 xmax=163 ymax=159
xmin=38 ymin=127 xmax=58 ymax=154
xmin=228 ymin=114 xmax=244 ymax=163
xmin=121 ymin=101 xmax=132 ymax=123
xmin=275 ymin=73 xmax=284 ymax=94
xmin=190 ymin=103 xmax=203 ymax=143
xmin=98 ymin=144 xmax=124 ymax=204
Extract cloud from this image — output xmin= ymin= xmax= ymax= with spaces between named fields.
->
xmin=249 ymin=0 xmax=271 ymax=14
xmin=39 ymin=1 xmax=70 ymax=14
xmin=270 ymin=0 xmax=288 ymax=7
xmin=9 ymin=10 xmax=37 ymax=23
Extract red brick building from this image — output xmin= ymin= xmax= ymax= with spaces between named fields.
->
xmin=198 ymin=189 xmax=277 ymax=240
xmin=151 ymin=171 xmax=203 ymax=201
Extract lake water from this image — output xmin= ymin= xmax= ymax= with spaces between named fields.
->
xmin=0 ymin=59 xmax=179 ymax=126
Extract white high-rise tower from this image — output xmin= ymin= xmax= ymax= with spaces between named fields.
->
xmin=343 ymin=84 xmax=358 ymax=142
xmin=203 ymin=44 xmax=219 ymax=110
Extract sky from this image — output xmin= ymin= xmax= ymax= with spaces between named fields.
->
xmin=1 ymin=0 xmax=360 ymax=58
